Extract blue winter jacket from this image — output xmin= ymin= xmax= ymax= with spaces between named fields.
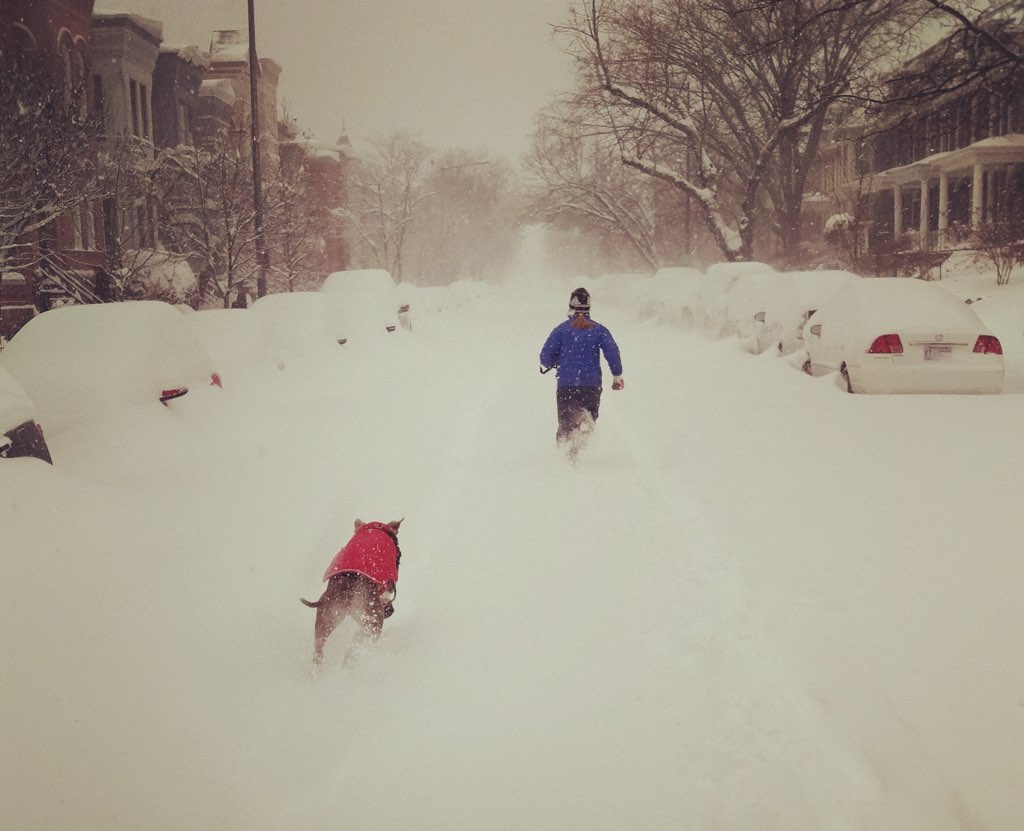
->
xmin=540 ymin=315 xmax=623 ymax=388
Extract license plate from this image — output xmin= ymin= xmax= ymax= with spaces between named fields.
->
xmin=924 ymin=344 xmax=952 ymax=360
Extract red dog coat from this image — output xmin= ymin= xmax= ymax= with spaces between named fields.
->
xmin=323 ymin=521 xmax=400 ymax=587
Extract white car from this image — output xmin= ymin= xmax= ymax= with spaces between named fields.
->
xmin=320 ymin=269 xmax=403 ymax=343
xmin=698 ymin=261 xmax=775 ymax=334
xmin=0 ymin=301 xmax=220 ymax=433
xmin=803 ymin=278 xmax=1004 ymax=394
xmin=755 ymin=270 xmax=859 ymax=354
xmin=725 ymin=272 xmax=781 ymax=342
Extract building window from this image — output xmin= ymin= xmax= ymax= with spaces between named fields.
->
xmin=975 ymin=94 xmax=990 ymax=142
xmin=74 ymin=50 xmax=87 ymax=118
xmin=61 ymin=41 xmax=73 ymax=105
xmin=72 ymin=206 xmax=83 ymax=250
xmin=178 ymin=102 xmax=192 ymax=144
xmin=130 ymin=79 xmax=140 ymax=136
xmin=140 ymin=83 xmax=150 ymax=139
xmin=103 ymin=198 xmax=117 ymax=253
xmin=956 ymin=99 xmax=972 ymax=149
xmin=93 ymin=75 xmax=105 ymax=118
xmin=81 ymin=203 xmax=95 ymax=250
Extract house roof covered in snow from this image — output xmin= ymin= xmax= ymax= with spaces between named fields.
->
xmin=92 ymin=7 xmax=163 ymax=43
xmin=159 ymin=44 xmax=210 ymax=70
xmin=198 ymin=78 xmax=236 ymax=106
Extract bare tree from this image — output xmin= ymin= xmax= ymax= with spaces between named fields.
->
xmin=157 ymin=131 xmax=265 ymax=307
xmin=0 ymin=52 xmax=103 ymax=273
xmin=410 ymin=151 xmax=521 ymax=283
xmin=524 ymin=104 xmax=704 ymax=270
xmin=975 ymin=221 xmax=1024 ymax=284
xmin=524 ymin=108 xmax=662 ymax=270
xmin=89 ymin=135 xmax=200 ymax=303
xmin=268 ymin=152 xmax=327 ymax=293
xmin=557 ymin=0 xmax=919 ymax=262
xmin=342 ymin=133 xmax=432 ymax=281
xmin=918 ymin=1 xmax=1023 ymax=65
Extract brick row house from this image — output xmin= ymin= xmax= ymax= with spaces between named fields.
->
xmin=1 ymin=1 xmax=353 ymax=339
xmin=810 ymin=18 xmax=1024 ymax=267
xmin=0 ymin=0 xmax=102 ymax=338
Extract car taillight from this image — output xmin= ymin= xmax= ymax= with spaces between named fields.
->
xmin=973 ymin=335 xmax=1002 ymax=355
xmin=160 ymin=386 xmax=189 ymax=404
xmin=867 ymin=334 xmax=903 ymax=354
xmin=210 ymin=372 xmax=223 ymax=388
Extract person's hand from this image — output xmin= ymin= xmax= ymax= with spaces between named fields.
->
xmin=612 ymin=376 xmax=624 ymax=390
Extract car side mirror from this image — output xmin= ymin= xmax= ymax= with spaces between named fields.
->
xmin=753 ymin=312 xmax=765 ymax=323
xmin=809 ymin=324 xmax=822 ymax=337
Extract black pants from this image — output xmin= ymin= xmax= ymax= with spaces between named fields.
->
xmin=555 ymin=386 xmax=602 ymax=444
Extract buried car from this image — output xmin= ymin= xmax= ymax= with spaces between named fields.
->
xmin=802 ymin=278 xmax=1004 ymax=394
xmin=320 ymin=268 xmax=404 ymax=343
xmin=250 ymin=291 xmax=339 ymax=365
xmin=753 ymin=269 xmax=859 ymax=354
xmin=699 ymin=261 xmax=775 ymax=334
xmin=0 ymin=301 xmax=221 ymax=433
xmin=0 ymin=367 xmax=52 ymax=463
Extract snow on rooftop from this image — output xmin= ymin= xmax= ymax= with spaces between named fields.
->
xmin=209 ymin=29 xmax=247 ymax=61
xmin=286 ymin=138 xmax=353 ymax=161
xmin=198 ymin=78 xmax=236 ymax=105
xmin=92 ymin=7 xmax=163 ymax=41
xmin=159 ymin=44 xmax=210 ymax=69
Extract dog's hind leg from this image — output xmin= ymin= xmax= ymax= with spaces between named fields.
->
xmin=312 ymin=610 xmax=327 ymax=665
xmin=312 ymin=605 xmax=340 ymax=665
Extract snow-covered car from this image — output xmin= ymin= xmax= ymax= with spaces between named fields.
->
xmin=725 ymin=272 xmax=782 ymax=342
xmin=0 ymin=301 xmax=221 ymax=433
xmin=698 ymin=261 xmax=775 ymax=334
xmin=802 ymin=278 xmax=1004 ymax=394
xmin=320 ymin=269 xmax=403 ymax=343
xmin=250 ymin=292 xmax=340 ymax=365
xmin=650 ymin=266 xmax=704 ymax=326
xmin=754 ymin=270 xmax=859 ymax=354
xmin=0 ymin=366 xmax=52 ymax=463
xmin=183 ymin=307 xmax=261 ymax=384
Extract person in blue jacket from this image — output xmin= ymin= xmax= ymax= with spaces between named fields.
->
xmin=539 ymin=287 xmax=624 ymax=451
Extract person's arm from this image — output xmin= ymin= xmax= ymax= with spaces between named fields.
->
xmin=601 ymin=328 xmax=623 ymax=389
xmin=539 ymin=328 xmax=561 ymax=372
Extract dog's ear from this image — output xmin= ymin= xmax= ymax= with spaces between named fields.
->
xmin=354 ymin=519 xmax=365 ymax=531
xmin=388 ymin=518 xmax=404 ymax=533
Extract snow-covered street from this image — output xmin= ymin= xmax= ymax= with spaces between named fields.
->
xmin=3 ymin=274 xmax=1024 ymax=830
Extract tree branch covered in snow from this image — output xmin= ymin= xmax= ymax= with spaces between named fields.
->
xmin=155 ymin=132 xmax=266 ymax=307
xmin=341 ymin=134 xmax=519 ymax=284
xmin=0 ymin=53 xmax=104 ymax=272
xmin=555 ymin=0 xmax=921 ymax=261
xmin=524 ymin=110 xmax=675 ymax=271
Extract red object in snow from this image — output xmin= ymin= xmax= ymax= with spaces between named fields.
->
xmin=323 ymin=521 xmax=400 ymax=587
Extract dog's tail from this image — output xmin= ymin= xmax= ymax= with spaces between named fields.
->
xmin=300 ymin=597 xmax=321 ymax=608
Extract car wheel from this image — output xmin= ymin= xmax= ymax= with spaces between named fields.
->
xmin=839 ymin=362 xmax=854 ymax=393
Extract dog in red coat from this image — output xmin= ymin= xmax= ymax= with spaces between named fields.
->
xmin=301 ymin=518 xmax=403 ymax=664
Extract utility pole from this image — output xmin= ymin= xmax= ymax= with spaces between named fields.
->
xmin=247 ymin=0 xmax=269 ymax=298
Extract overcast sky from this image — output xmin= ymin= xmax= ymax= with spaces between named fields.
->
xmin=109 ymin=0 xmax=577 ymax=160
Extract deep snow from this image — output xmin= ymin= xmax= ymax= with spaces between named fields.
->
xmin=2 ymin=267 xmax=1024 ymax=830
